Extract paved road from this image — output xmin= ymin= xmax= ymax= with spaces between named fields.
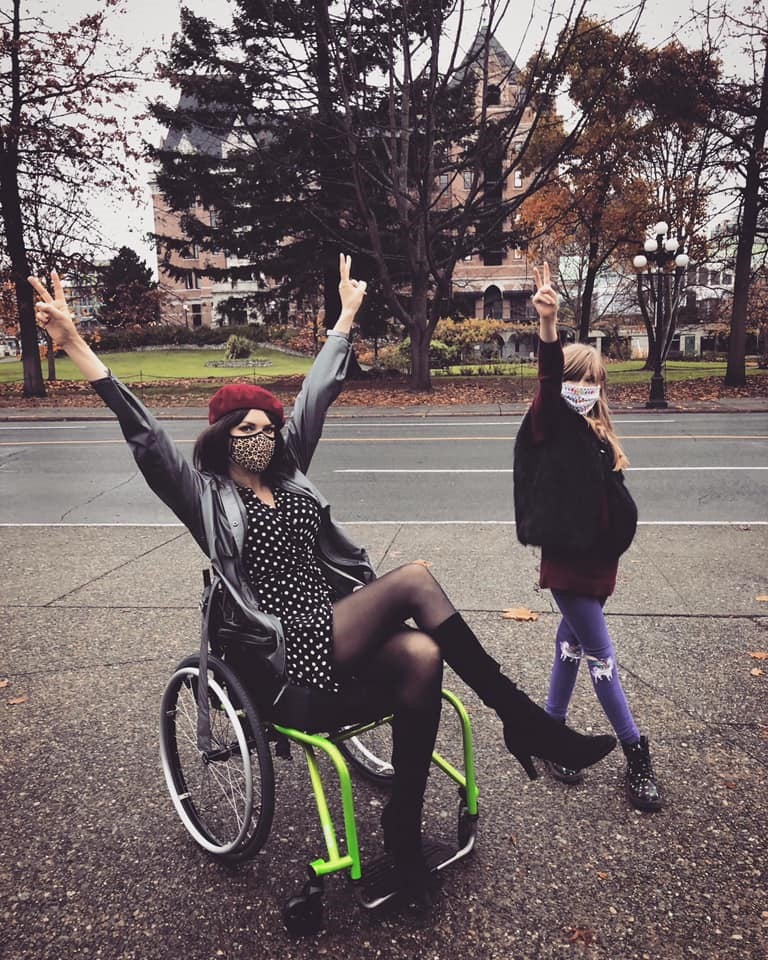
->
xmin=2 ymin=412 xmax=767 ymax=524
xmin=2 ymin=408 xmax=767 ymax=959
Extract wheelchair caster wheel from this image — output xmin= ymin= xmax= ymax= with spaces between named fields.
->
xmin=283 ymin=883 xmax=324 ymax=935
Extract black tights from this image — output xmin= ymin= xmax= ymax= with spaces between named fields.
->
xmin=332 ymin=564 xmax=455 ymax=809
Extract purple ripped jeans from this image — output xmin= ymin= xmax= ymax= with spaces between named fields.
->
xmin=545 ymin=590 xmax=640 ymax=746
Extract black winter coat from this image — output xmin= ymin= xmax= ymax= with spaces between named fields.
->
xmin=513 ymin=399 xmax=638 ymax=558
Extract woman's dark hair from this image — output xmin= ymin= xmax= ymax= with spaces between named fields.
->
xmin=193 ymin=407 xmax=290 ymax=484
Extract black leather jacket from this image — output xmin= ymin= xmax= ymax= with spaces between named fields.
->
xmin=91 ymin=331 xmax=376 ymax=654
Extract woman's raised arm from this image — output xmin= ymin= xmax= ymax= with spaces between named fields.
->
xmin=28 ymin=272 xmax=108 ymax=381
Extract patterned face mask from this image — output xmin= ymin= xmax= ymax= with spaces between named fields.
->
xmin=561 ymin=381 xmax=601 ymax=416
xmin=229 ymin=432 xmax=276 ymax=474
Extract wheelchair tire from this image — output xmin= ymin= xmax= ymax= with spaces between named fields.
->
xmin=159 ymin=654 xmax=275 ymax=862
xmin=337 ymin=721 xmax=395 ymax=787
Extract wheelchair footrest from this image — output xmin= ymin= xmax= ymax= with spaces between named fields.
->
xmin=354 ymin=838 xmax=461 ymax=910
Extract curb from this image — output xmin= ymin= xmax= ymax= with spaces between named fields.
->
xmin=1 ymin=403 xmax=768 ymax=422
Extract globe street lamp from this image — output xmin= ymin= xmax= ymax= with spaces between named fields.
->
xmin=632 ymin=221 xmax=690 ymax=409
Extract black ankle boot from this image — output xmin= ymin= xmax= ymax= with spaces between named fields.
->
xmin=432 ymin=613 xmax=616 ymax=780
xmin=545 ymin=719 xmax=584 ymax=783
xmin=622 ymin=736 xmax=662 ymax=811
xmin=381 ymin=801 xmax=440 ymax=907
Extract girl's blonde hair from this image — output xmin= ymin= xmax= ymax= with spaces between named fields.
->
xmin=562 ymin=343 xmax=629 ymax=471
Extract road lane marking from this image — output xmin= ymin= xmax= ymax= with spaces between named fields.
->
xmin=323 ymin=419 xmax=678 ymax=427
xmin=2 ymin=434 xmax=767 ymax=447
xmin=1 ymin=520 xmax=766 ymax=527
xmin=335 ymin=467 xmax=768 ymax=473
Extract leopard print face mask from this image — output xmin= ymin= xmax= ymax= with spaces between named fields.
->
xmin=229 ymin=432 xmax=276 ymax=474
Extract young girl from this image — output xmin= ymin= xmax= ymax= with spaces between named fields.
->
xmin=514 ymin=262 xmax=662 ymax=812
xmin=29 ymin=257 xmax=615 ymax=905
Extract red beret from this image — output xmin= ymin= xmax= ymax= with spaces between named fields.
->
xmin=208 ymin=383 xmax=284 ymax=426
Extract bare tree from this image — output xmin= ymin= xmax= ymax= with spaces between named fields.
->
xmin=0 ymin=0 xmax=145 ymax=396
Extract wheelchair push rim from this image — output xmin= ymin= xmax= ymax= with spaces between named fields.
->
xmin=159 ymin=656 xmax=275 ymax=859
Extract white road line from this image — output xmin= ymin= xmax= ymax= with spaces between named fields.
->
xmin=1 ymin=520 xmax=766 ymax=527
xmin=0 ymin=424 xmax=89 ymax=430
xmin=322 ymin=419 xmax=676 ymax=428
xmin=335 ymin=466 xmax=768 ymax=473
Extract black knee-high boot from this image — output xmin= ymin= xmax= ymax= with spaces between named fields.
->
xmin=432 ymin=612 xmax=616 ymax=780
xmin=381 ymin=700 xmax=442 ymax=905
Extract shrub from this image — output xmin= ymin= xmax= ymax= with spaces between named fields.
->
xmin=224 ymin=335 xmax=254 ymax=360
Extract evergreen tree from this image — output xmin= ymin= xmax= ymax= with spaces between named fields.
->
xmin=97 ymin=247 xmax=158 ymax=327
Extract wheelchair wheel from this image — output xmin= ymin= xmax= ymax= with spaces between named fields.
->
xmin=336 ymin=720 xmax=395 ymax=787
xmin=159 ymin=654 xmax=275 ymax=862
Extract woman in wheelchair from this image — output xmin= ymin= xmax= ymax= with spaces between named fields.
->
xmin=30 ymin=256 xmax=615 ymax=905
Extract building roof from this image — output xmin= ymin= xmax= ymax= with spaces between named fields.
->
xmin=159 ymin=93 xmax=234 ymax=157
xmin=457 ymin=29 xmax=521 ymax=82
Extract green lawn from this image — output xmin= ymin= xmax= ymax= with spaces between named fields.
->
xmin=0 ymin=347 xmax=313 ymax=384
xmin=435 ymin=359 xmax=768 ymax=384
xmin=3 ymin=349 xmax=766 ymax=387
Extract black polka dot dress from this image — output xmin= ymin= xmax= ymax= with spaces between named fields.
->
xmin=237 ymin=485 xmax=339 ymax=693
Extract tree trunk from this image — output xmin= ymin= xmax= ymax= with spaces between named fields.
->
xmin=408 ymin=280 xmax=432 ymax=391
xmin=726 ymin=47 xmax=768 ymax=386
xmin=0 ymin=158 xmax=44 ymax=395
xmin=45 ymin=330 xmax=57 ymax=380
xmin=0 ymin=0 xmax=45 ymax=396
xmin=578 ymin=242 xmax=600 ymax=343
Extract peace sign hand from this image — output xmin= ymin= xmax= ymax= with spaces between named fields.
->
xmin=27 ymin=271 xmax=79 ymax=345
xmin=531 ymin=262 xmax=559 ymax=322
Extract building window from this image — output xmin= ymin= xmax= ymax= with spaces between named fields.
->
xmin=191 ymin=303 xmax=202 ymax=328
xmin=723 ymin=271 xmax=733 ymax=285
xmin=484 ymin=285 xmax=503 ymax=319
xmin=483 ymin=249 xmax=503 ymax=266
xmin=514 ymin=246 xmax=522 ymax=260
xmin=463 ymin=171 xmax=473 ymax=190
xmin=485 ymin=84 xmax=501 ymax=106
xmin=513 ymin=170 xmax=523 ymax=189
xmin=184 ymin=271 xmax=200 ymax=290
xmin=437 ymin=173 xmax=450 ymax=190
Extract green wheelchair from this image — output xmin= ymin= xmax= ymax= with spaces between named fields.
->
xmin=159 ymin=635 xmax=480 ymax=935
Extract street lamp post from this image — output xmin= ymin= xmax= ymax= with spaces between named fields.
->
xmin=632 ymin=221 xmax=690 ymax=409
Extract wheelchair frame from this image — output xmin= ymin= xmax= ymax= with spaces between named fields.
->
xmin=160 ymin=653 xmax=480 ymax=934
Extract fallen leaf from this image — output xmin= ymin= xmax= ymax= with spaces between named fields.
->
xmin=412 ymin=558 xmax=433 ymax=568
xmin=6 ymin=695 xmax=27 ymax=706
xmin=0 ymin=679 xmax=9 ymax=689
xmin=750 ymin=668 xmax=765 ymax=677
xmin=567 ymin=926 xmax=595 ymax=946
xmin=502 ymin=607 xmax=539 ymax=621
xmin=596 ymin=871 xmax=610 ymax=881
xmin=724 ymin=781 xmax=738 ymax=790
xmin=748 ymin=652 xmax=768 ymax=660
xmin=756 ymin=596 xmax=768 ymax=603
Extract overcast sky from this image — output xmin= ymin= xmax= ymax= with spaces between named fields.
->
xmin=35 ymin=0 xmax=745 ymax=273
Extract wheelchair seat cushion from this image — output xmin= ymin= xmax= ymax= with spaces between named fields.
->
xmin=223 ymin=634 xmax=394 ymax=732
xmin=269 ymin=677 xmax=396 ymax=733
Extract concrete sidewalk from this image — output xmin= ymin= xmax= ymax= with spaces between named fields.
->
xmin=2 ymin=524 xmax=766 ymax=959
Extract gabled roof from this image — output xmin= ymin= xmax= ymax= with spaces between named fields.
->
xmin=457 ymin=30 xmax=521 ymax=82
